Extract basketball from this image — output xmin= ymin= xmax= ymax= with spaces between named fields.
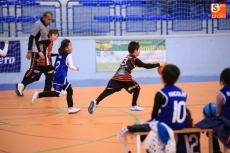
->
xmin=203 ymin=102 xmax=216 ymax=118
xmin=157 ymin=66 xmax=165 ymax=75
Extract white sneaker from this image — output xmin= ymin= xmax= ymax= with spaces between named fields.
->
xmin=59 ymin=90 xmax=67 ymax=97
xmin=130 ymin=105 xmax=144 ymax=111
xmin=68 ymin=107 xmax=81 ymax=114
xmin=31 ymin=91 xmax=39 ymax=105
xmin=16 ymin=83 xmax=24 ymax=96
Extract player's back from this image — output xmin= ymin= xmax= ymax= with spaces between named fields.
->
xmin=156 ymin=85 xmax=187 ymax=130
xmin=220 ymin=85 xmax=230 ymax=118
xmin=53 ymin=53 xmax=69 ymax=84
xmin=176 ymin=132 xmax=200 ymax=153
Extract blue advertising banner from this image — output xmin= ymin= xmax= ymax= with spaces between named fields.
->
xmin=0 ymin=41 xmax=21 ymax=73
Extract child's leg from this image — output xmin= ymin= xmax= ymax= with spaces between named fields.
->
xmin=43 ymin=66 xmax=54 ymax=92
xmin=31 ymin=90 xmax=59 ymax=105
xmin=206 ymin=132 xmax=222 ymax=153
xmin=65 ymin=84 xmax=81 ymax=114
xmin=213 ymin=134 xmax=222 ymax=153
xmin=95 ymin=89 xmax=117 ymax=105
xmin=39 ymin=91 xmax=59 ymax=98
xmin=66 ymin=84 xmax=73 ymax=108
xmin=132 ymin=85 xmax=140 ymax=106
xmin=124 ymin=80 xmax=143 ymax=111
xmin=88 ymin=79 xmax=122 ymax=114
xmin=95 ymin=79 xmax=122 ymax=105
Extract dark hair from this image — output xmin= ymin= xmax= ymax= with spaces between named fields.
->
xmin=185 ymin=108 xmax=193 ymax=128
xmin=48 ymin=28 xmax=59 ymax=37
xmin=162 ymin=64 xmax=180 ymax=85
xmin=43 ymin=11 xmax=53 ymax=18
xmin=220 ymin=68 xmax=230 ymax=86
xmin=58 ymin=39 xmax=71 ymax=55
xmin=128 ymin=41 xmax=140 ymax=53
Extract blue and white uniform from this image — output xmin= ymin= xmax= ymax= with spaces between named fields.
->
xmin=219 ymin=85 xmax=230 ymax=118
xmin=155 ymin=85 xmax=187 ymax=130
xmin=53 ymin=52 xmax=77 ymax=93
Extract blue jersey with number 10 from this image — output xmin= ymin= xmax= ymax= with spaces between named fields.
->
xmin=53 ymin=52 xmax=70 ymax=85
xmin=156 ymin=85 xmax=187 ymax=130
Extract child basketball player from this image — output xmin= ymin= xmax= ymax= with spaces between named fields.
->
xmin=149 ymin=64 xmax=187 ymax=130
xmin=16 ymin=29 xmax=59 ymax=96
xmin=0 ymin=40 xmax=9 ymax=57
xmin=139 ymin=64 xmax=188 ymax=153
xmin=216 ymin=68 xmax=230 ymax=120
xmin=176 ymin=108 xmax=200 ymax=153
xmin=213 ymin=67 xmax=230 ymax=153
xmin=31 ymin=39 xmax=81 ymax=114
xmin=88 ymin=41 xmax=166 ymax=114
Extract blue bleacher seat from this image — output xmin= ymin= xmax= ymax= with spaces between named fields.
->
xmin=72 ymin=5 xmax=112 ymax=34
xmin=126 ymin=15 xmax=144 ymax=32
xmin=0 ymin=1 xmax=6 ymax=5
xmin=3 ymin=16 xmax=15 ymax=22
xmin=217 ymin=14 xmax=230 ymax=30
xmin=81 ymin=1 xmax=114 ymax=6
xmin=17 ymin=5 xmax=56 ymax=34
xmin=166 ymin=4 xmax=208 ymax=34
xmin=211 ymin=1 xmax=230 ymax=33
xmin=114 ymin=15 xmax=126 ymax=21
xmin=6 ymin=0 xmax=18 ymax=5
xmin=123 ymin=4 xmax=162 ymax=34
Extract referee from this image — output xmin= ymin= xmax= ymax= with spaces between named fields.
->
xmin=16 ymin=11 xmax=53 ymax=96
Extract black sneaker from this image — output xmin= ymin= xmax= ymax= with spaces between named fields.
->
xmin=88 ymin=101 xmax=96 ymax=114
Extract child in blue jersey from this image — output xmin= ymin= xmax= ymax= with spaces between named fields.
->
xmin=149 ymin=64 xmax=187 ymax=130
xmin=212 ymin=68 xmax=230 ymax=153
xmin=176 ymin=108 xmax=200 ymax=153
xmin=31 ymin=39 xmax=81 ymax=114
xmin=140 ymin=64 xmax=188 ymax=153
xmin=216 ymin=68 xmax=230 ymax=120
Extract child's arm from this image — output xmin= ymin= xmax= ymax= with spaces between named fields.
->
xmin=150 ymin=92 xmax=166 ymax=119
xmin=51 ymin=53 xmax=58 ymax=57
xmin=36 ymin=40 xmax=51 ymax=59
xmin=0 ymin=40 xmax=9 ymax=57
xmin=66 ymin=54 xmax=79 ymax=71
xmin=216 ymin=91 xmax=225 ymax=116
xmin=134 ymin=59 xmax=165 ymax=69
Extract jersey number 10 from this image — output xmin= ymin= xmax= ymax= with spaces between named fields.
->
xmin=172 ymin=101 xmax=186 ymax=123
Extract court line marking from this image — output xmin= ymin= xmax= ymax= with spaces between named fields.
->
xmin=34 ymin=107 xmax=140 ymax=153
xmin=0 ymin=107 xmax=64 ymax=121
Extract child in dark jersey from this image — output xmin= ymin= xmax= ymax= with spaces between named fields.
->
xmin=88 ymin=41 xmax=166 ymax=114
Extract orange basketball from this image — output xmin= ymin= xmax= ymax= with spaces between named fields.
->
xmin=157 ymin=62 xmax=168 ymax=75
xmin=157 ymin=66 xmax=165 ymax=75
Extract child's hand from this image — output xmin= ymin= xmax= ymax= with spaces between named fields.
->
xmin=75 ymin=67 xmax=79 ymax=71
xmin=4 ymin=40 xmax=9 ymax=44
xmin=159 ymin=62 xmax=167 ymax=67
xmin=38 ymin=52 xmax=45 ymax=59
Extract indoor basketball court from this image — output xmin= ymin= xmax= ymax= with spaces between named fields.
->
xmin=0 ymin=80 xmax=222 ymax=153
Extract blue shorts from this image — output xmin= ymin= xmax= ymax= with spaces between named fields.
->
xmin=53 ymin=82 xmax=70 ymax=93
